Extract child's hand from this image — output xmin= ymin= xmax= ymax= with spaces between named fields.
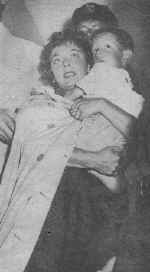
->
xmin=70 ymin=98 xmax=101 ymax=120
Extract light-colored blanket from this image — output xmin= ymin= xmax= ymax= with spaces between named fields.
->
xmin=0 ymin=96 xmax=80 ymax=272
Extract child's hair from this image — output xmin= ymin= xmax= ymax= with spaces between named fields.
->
xmin=71 ymin=3 xmax=118 ymax=29
xmin=92 ymin=27 xmax=134 ymax=52
xmin=38 ymin=30 xmax=92 ymax=88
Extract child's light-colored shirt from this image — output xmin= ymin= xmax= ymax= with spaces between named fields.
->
xmin=76 ymin=62 xmax=144 ymax=151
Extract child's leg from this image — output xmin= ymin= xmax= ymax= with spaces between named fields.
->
xmin=97 ymin=256 xmax=116 ymax=272
xmin=88 ymin=170 xmax=122 ymax=193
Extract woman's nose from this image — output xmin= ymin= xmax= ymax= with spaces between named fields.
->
xmin=63 ymin=58 xmax=71 ymax=67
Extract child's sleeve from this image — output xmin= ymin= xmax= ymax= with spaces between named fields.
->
xmin=108 ymin=69 xmax=145 ymax=118
xmin=77 ymin=64 xmax=144 ymax=118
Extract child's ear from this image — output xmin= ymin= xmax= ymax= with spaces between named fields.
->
xmin=87 ymin=65 xmax=90 ymax=73
xmin=122 ymin=49 xmax=133 ymax=66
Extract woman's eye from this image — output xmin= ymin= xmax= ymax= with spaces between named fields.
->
xmin=52 ymin=58 xmax=61 ymax=65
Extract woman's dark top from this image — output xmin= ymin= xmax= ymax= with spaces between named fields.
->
xmin=25 ymin=167 xmax=128 ymax=272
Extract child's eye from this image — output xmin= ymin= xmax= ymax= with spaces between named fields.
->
xmin=106 ymin=44 xmax=111 ymax=49
xmin=93 ymin=48 xmax=100 ymax=55
xmin=71 ymin=52 xmax=79 ymax=57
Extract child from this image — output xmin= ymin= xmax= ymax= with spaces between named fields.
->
xmin=70 ymin=27 xmax=144 ymax=185
xmin=0 ymin=30 xmax=143 ymax=272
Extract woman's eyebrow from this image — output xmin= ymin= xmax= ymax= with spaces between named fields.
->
xmin=50 ymin=53 xmax=60 ymax=62
xmin=51 ymin=53 xmax=59 ymax=59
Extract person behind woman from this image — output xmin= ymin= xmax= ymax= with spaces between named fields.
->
xmin=64 ymin=2 xmax=118 ymax=39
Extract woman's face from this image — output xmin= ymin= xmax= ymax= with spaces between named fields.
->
xmin=77 ymin=20 xmax=106 ymax=39
xmin=50 ymin=41 xmax=88 ymax=93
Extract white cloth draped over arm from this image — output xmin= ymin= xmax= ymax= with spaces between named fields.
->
xmin=0 ymin=102 xmax=80 ymax=272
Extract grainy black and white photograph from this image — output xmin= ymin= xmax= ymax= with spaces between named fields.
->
xmin=0 ymin=1 xmax=150 ymax=271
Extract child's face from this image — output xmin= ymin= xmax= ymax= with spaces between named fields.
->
xmin=50 ymin=42 xmax=88 ymax=94
xmin=92 ymin=32 xmax=124 ymax=67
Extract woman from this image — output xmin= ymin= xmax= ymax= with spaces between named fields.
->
xmin=0 ymin=27 xmax=132 ymax=272
xmin=24 ymin=6 xmax=134 ymax=271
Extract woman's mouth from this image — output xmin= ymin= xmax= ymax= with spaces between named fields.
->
xmin=64 ymin=71 xmax=76 ymax=78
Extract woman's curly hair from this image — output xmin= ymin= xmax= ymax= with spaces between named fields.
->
xmin=38 ymin=29 xmax=93 ymax=90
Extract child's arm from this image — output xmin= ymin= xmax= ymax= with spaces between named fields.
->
xmin=88 ymin=170 xmax=125 ymax=193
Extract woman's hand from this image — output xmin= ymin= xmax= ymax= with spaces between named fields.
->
xmin=68 ymin=146 xmax=121 ymax=176
xmin=87 ymin=146 xmax=122 ymax=176
xmin=0 ymin=110 xmax=15 ymax=145
xmin=70 ymin=97 xmax=101 ymax=120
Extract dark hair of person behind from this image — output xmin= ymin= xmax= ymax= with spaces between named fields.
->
xmin=71 ymin=3 xmax=118 ymax=29
xmin=38 ymin=30 xmax=93 ymax=88
xmin=92 ymin=27 xmax=134 ymax=52
xmin=0 ymin=2 xmax=6 ymax=21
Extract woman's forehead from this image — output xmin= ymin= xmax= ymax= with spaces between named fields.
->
xmin=51 ymin=42 xmax=82 ymax=57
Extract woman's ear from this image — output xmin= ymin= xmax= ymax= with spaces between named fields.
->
xmin=122 ymin=49 xmax=133 ymax=66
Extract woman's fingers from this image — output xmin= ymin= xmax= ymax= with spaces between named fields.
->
xmin=69 ymin=107 xmax=82 ymax=120
xmin=93 ymin=147 xmax=121 ymax=175
xmin=70 ymin=98 xmax=83 ymax=111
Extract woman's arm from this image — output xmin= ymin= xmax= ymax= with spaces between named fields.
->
xmin=70 ymin=97 xmax=135 ymax=138
xmin=95 ymin=98 xmax=136 ymax=138
xmin=68 ymin=146 xmax=124 ymax=193
xmin=68 ymin=146 xmax=120 ymax=174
